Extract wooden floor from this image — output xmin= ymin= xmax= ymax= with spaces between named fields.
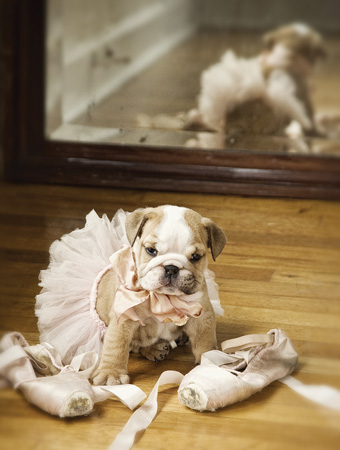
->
xmin=0 ymin=181 xmax=340 ymax=450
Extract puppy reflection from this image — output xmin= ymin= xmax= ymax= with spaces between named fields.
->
xmin=184 ymin=23 xmax=325 ymax=149
xmin=138 ymin=23 xmax=326 ymax=152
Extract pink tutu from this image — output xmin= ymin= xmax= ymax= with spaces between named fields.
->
xmin=35 ymin=210 xmax=129 ymax=363
xmin=35 ymin=210 xmax=223 ymax=364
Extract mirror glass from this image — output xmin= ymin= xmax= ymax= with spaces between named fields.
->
xmin=45 ymin=0 xmax=340 ymax=156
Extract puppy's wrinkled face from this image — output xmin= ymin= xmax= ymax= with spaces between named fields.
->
xmin=263 ymin=23 xmax=326 ymax=66
xmin=133 ymin=206 xmax=207 ymax=295
xmin=127 ymin=206 xmax=226 ymax=296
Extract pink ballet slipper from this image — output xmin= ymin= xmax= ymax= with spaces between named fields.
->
xmin=178 ymin=329 xmax=298 ymax=411
xmin=0 ymin=332 xmax=145 ymax=417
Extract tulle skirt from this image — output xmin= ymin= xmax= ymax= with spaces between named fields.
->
xmin=35 ymin=210 xmax=223 ymax=364
xmin=35 ymin=209 xmax=129 ymax=364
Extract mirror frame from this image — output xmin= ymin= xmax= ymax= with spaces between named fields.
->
xmin=2 ymin=0 xmax=340 ymax=199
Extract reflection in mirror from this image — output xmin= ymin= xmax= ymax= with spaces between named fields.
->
xmin=45 ymin=0 xmax=340 ymax=156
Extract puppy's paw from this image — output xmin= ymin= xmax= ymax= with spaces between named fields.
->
xmin=92 ymin=367 xmax=130 ymax=386
xmin=175 ymin=331 xmax=189 ymax=346
xmin=140 ymin=339 xmax=170 ymax=362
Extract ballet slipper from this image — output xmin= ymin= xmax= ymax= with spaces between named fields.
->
xmin=0 ymin=332 xmax=145 ymax=417
xmin=178 ymin=329 xmax=298 ymax=411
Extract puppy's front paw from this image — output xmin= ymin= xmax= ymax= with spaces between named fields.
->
xmin=92 ymin=367 xmax=130 ymax=386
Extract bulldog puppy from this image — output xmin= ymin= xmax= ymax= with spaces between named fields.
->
xmin=92 ymin=205 xmax=226 ymax=386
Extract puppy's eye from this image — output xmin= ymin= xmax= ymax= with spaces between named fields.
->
xmin=145 ymin=247 xmax=158 ymax=257
xmin=190 ymin=253 xmax=202 ymax=262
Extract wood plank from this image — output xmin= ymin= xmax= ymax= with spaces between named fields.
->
xmin=0 ymin=181 xmax=339 ymax=450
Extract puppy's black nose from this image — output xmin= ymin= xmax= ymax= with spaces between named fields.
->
xmin=164 ymin=265 xmax=179 ymax=277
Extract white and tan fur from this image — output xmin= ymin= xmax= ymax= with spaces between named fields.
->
xmin=261 ymin=22 xmax=326 ymax=136
xmin=138 ymin=23 xmax=325 ymax=151
xmin=185 ymin=23 xmax=326 ymax=143
xmin=92 ymin=205 xmax=226 ymax=386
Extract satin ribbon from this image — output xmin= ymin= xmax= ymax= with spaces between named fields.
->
xmin=110 ymin=371 xmax=184 ymax=450
xmin=110 ymin=246 xmax=203 ymax=326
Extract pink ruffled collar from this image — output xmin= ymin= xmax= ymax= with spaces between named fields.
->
xmin=109 ymin=246 xmax=203 ymax=326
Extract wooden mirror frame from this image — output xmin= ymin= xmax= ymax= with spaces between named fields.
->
xmin=2 ymin=0 xmax=340 ymax=199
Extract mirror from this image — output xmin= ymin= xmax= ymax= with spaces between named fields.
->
xmin=45 ymin=0 xmax=340 ymax=157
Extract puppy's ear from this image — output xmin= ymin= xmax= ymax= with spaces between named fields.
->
xmin=312 ymin=42 xmax=327 ymax=60
xmin=263 ymin=30 xmax=277 ymax=50
xmin=125 ymin=209 xmax=150 ymax=246
xmin=202 ymin=218 xmax=226 ymax=261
